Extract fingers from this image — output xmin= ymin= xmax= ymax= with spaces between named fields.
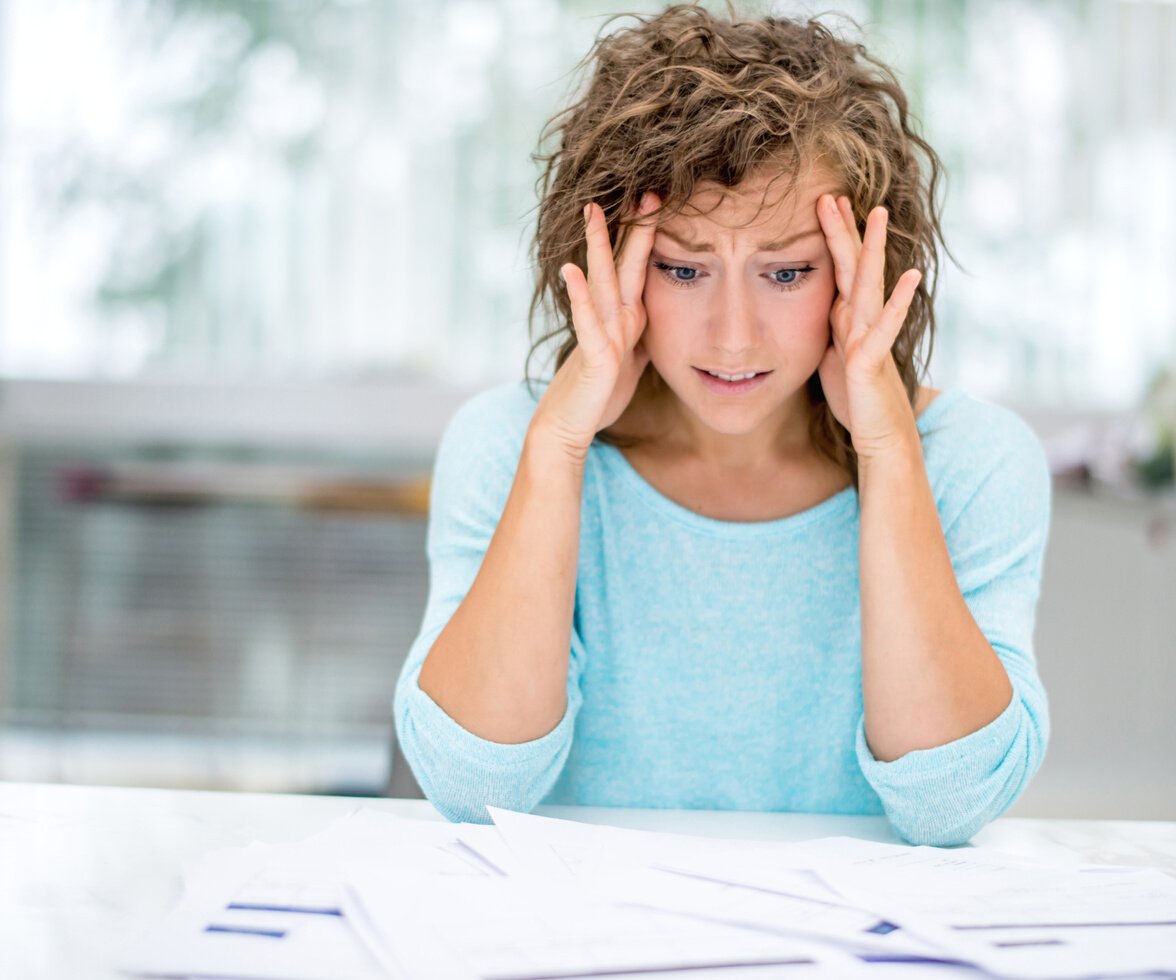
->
xmin=583 ymin=203 xmax=622 ymax=322
xmin=863 ymin=268 xmax=922 ymax=362
xmin=851 ymin=206 xmax=888 ymax=327
xmin=560 ymin=262 xmax=608 ymax=358
xmin=616 ymin=192 xmax=660 ymax=311
xmin=818 ymin=194 xmax=859 ymax=298
xmin=818 ymin=193 xmax=922 ymax=362
xmin=570 ymin=195 xmax=657 ymax=357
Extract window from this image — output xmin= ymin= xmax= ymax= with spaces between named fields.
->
xmin=1 ymin=0 xmax=1172 ymax=407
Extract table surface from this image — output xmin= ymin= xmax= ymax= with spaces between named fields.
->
xmin=2 ymin=781 xmax=1175 ymax=980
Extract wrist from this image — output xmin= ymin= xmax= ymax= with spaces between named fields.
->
xmin=856 ymin=428 xmax=924 ymax=483
xmin=524 ymin=418 xmax=592 ymax=472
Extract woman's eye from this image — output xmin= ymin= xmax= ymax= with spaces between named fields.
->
xmin=652 ymin=261 xmax=699 ymax=287
xmin=770 ymin=266 xmax=816 ymax=291
xmin=652 ymin=261 xmax=815 ymax=291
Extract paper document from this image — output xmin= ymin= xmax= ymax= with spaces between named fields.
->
xmin=121 ymin=808 xmax=499 ymax=980
xmin=349 ymin=866 xmax=855 ymax=980
xmin=121 ymin=805 xmax=1176 ymax=980
xmin=488 ymin=808 xmax=957 ymax=961
xmin=815 ymin=844 xmax=1176 ymax=927
xmin=121 ymin=864 xmax=386 ymax=980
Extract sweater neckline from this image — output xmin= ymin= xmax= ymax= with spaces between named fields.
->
xmin=592 ymin=389 xmax=964 ymax=538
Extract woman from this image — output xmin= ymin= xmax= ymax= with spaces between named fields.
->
xmin=394 ymin=3 xmax=1051 ymax=846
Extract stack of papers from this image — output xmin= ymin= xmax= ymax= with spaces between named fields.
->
xmin=121 ymin=807 xmax=1176 ymax=979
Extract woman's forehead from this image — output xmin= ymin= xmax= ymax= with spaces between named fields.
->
xmin=663 ymin=170 xmax=841 ymax=238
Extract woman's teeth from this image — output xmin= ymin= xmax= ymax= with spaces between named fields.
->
xmin=706 ymin=370 xmax=760 ymax=381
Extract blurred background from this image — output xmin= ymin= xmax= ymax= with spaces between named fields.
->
xmin=0 ymin=0 xmax=1172 ymax=817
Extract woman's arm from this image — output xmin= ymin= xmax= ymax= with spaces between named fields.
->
xmin=394 ymin=388 xmax=588 ymax=822
xmin=815 ymin=193 xmax=1020 ymax=758
xmin=852 ymin=415 xmax=1051 ymax=845
xmin=857 ymin=430 xmax=1014 ymax=763
xmin=416 ymin=195 xmax=660 ymax=746
xmin=417 ymin=426 xmax=586 ymax=743
xmin=815 ymin=194 xmax=1049 ymax=844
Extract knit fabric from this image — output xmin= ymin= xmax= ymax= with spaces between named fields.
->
xmin=394 ymin=381 xmax=1051 ymax=845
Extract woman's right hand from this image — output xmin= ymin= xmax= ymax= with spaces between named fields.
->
xmin=532 ymin=192 xmax=661 ymax=461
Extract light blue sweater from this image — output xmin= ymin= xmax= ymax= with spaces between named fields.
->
xmin=394 ymin=381 xmax=1052 ymax=845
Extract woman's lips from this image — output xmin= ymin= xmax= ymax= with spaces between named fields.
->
xmin=693 ymin=367 xmax=772 ymax=395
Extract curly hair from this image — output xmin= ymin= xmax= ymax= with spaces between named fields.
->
xmin=525 ymin=2 xmax=948 ymax=489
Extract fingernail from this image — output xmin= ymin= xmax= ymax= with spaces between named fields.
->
xmin=583 ymin=203 xmax=592 ymax=223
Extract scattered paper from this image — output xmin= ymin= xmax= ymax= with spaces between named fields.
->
xmin=120 ymin=805 xmax=1176 ymax=980
xmin=122 ymin=862 xmax=386 ymax=980
xmin=349 ymin=867 xmax=854 ymax=980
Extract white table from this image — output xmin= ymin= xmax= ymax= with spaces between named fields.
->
xmin=2 ymin=782 xmax=1174 ymax=980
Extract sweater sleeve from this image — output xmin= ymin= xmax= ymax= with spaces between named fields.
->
xmin=855 ymin=401 xmax=1053 ymax=846
xmin=393 ymin=383 xmax=584 ymax=823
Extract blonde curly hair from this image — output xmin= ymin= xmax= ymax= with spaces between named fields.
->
xmin=525 ymin=2 xmax=947 ymax=488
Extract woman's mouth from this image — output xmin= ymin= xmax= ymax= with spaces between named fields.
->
xmin=693 ymin=367 xmax=772 ymax=395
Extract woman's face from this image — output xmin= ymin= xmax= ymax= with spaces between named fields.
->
xmin=641 ymin=168 xmax=841 ymax=449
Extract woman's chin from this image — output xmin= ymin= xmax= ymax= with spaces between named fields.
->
xmin=662 ymin=379 xmax=814 ymax=439
xmin=676 ymin=394 xmax=778 ymax=437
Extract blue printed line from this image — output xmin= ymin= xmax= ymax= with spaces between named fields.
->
xmin=206 ymin=924 xmax=287 ymax=939
xmin=226 ymin=902 xmax=342 ymax=916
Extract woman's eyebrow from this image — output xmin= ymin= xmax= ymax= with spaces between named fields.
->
xmin=656 ymin=227 xmax=824 ymax=252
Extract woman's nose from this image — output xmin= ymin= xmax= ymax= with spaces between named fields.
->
xmin=709 ymin=281 xmax=760 ymax=356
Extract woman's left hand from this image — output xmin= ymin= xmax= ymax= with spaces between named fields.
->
xmin=815 ymin=193 xmax=923 ymax=461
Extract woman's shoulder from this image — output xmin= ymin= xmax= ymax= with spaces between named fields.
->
xmin=429 ymin=380 xmax=549 ymax=519
xmin=441 ymin=379 xmax=547 ymax=453
xmin=917 ymin=387 xmax=1043 ymax=454
xmin=917 ymin=386 xmax=1051 ymax=515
